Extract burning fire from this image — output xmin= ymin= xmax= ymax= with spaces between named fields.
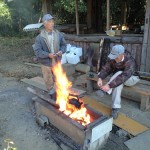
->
xmin=52 ymin=62 xmax=91 ymax=126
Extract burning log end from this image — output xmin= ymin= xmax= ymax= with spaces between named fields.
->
xmin=69 ymin=98 xmax=83 ymax=109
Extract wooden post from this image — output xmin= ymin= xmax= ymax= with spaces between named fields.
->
xmin=106 ymin=0 xmax=110 ymax=31
xmin=75 ymin=0 xmax=79 ymax=35
xmin=141 ymin=1 xmax=150 ymax=72
xmin=140 ymin=95 xmax=150 ymax=111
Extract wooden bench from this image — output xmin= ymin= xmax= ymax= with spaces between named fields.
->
xmin=86 ymin=72 xmax=150 ymax=111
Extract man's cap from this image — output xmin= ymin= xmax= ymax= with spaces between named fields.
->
xmin=42 ymin=14 xmax=54 ymax=23
xmin=108 ymin=45 xmax=125 ymax=59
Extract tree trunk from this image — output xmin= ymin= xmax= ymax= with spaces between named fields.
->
xmin=42 ymin=0 xmax=53 ymax=15
xmin=75 ymin=0 xmax=79 ymax=35
xmin=106 ymin=0 xmax=110 ymax=31
xmin=87 ymin=0 xmax=92 ymax=29
xmin=121 ymin=0 xmax=127 ymax=25
xmin=42 ymin=0 xmax=47 ymax=14
xmin=91 ymin=0 xmax=103 ymax=33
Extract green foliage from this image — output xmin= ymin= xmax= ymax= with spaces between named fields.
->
xmin=0 ymin=0 xmax=147 ymax=36
xmin=110 ymin=0 xmax=122 ymax=25
xmin=4 ymin=139 xmax=17 ymax=150
xmin=54 ymin=0 xmax=86 ymax=13
xmin=102 ymin=0 xmax=121 ymax=26
xmin=53 ymin=0 xmax=87 ymax=24
xmin=0 ymin=0 xmax=42 ymax=36
xmin=102 ymin=0 xmax=146 ymax=27
xmin=0 ymin=0 xmax=12 ymax=25
xmin=127 ymin=0 xmax=146 ymax=25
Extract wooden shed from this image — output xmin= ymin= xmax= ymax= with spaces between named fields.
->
xmin=42 ymin=0 xmax=150 ymax=73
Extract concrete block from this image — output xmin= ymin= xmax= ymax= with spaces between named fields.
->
xmin=87 ymin=133 xmax=109 ymax=150
xmin=75 ymin=63 xmax=91 ymax=73
xmin=36 ymin=115 xmax=49 ymax=127
xmin=116 ymin=129 xmax=128 ymax=137
xmin=62 ymin=63 xmax=75 ymax=76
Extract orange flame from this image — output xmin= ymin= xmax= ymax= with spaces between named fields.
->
xmin=52 ymin=62 xmax=91 ymax=126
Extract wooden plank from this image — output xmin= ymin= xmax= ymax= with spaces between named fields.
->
xmin=82 ymin=96 xmax=149 ymax=136
xmin=140 ymin=79 xmax=150 ymax=86
xmin=21 ymin=77 xmax=47 ymax=91
xmin=24 ymin=62 xmax=40 ymax=67
xmin=21 ymin=77 xmax=86 ymax=97
xmin=126 ymin=84 xmax=150 ymax=95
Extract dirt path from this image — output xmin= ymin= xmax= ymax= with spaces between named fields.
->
xmin=0 ymin=37 xmax=62 ymax=150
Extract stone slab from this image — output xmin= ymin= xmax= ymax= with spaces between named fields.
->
xmin=124 ymin=130 xmax=150 ymax=150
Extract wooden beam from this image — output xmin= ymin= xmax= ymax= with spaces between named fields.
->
xmin=75 ymin=0 xmax=79 ymax=35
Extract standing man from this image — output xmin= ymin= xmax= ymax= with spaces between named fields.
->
xmin=33 ymin=14 xmax=66 ymax=99
xmin=97 ymin=45 xmax=140 ymax=119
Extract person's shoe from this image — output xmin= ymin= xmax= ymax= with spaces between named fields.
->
xmin=49 ymin=88 xmax=56 ymax=101
xmin=111 ymin=108 xmax=119 ymax=119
